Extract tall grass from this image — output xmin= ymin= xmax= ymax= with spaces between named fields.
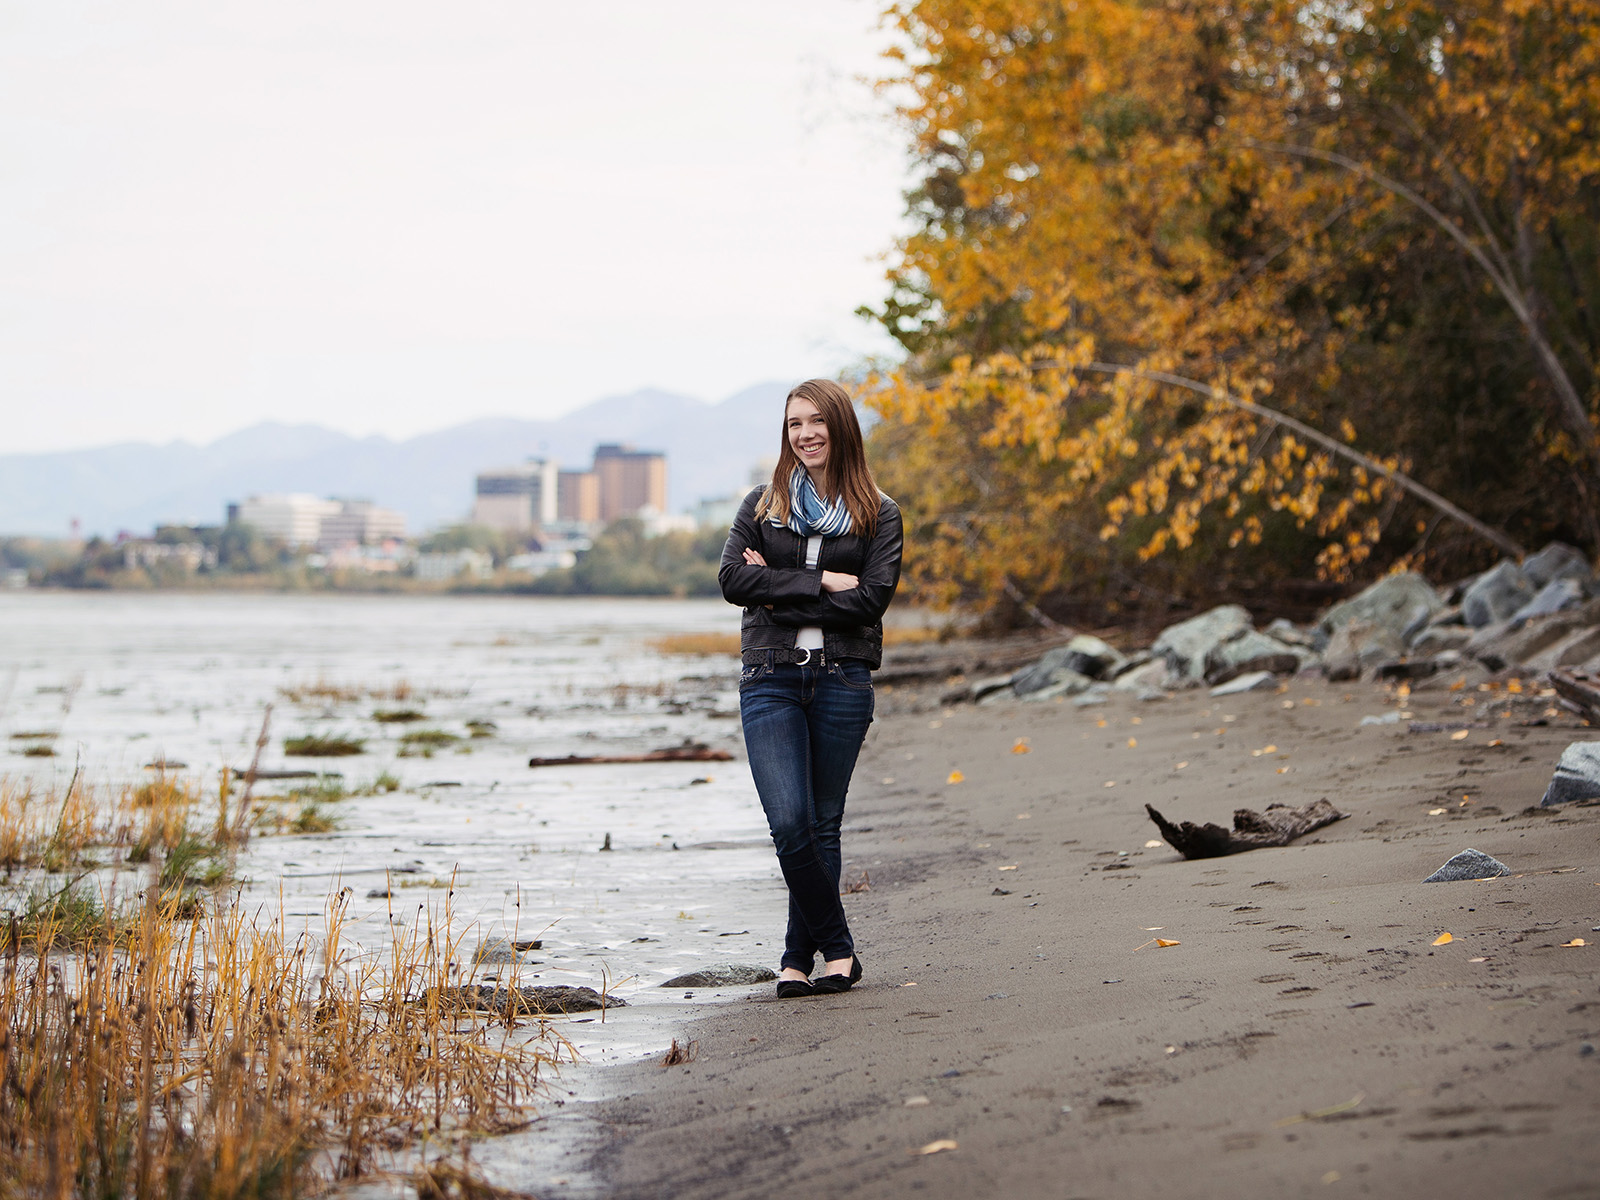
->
xmin=0 ymin=886 xmax=556 ymax=1195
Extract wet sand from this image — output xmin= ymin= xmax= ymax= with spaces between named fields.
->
xmin=576 ymin=672 xmax=1600 ymax=1199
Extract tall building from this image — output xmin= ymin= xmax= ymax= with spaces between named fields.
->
xmin=319 ymin=500 xmax=406 ymax=547
xmin=557 ymin=470 xmax=600 ymax=524
xmin=234 ymin=494 xmax=342 ymax=545
xmin=592 ymin=444 xmax=667 ymax=523
xmin=472 ymin=460 xmax=558 ymax=533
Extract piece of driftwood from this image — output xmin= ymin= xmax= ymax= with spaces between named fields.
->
xmin=1144 ymin=799 xmax=1346 ymax=860
xmin=528 ymin=743 xmax=733 ymax=768
xmin=1549 ymin=669 xmax=1600 ymax=727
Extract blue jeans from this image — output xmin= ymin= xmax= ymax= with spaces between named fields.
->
xmin=739 ymin=654 xmax=875 ymax=974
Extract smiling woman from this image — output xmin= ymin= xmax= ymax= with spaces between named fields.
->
xmin=720 ymin=380 xmax=903 ymax=999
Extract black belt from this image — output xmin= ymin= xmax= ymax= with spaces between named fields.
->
xmin=763 ymin=646 xmax=830 ymax=666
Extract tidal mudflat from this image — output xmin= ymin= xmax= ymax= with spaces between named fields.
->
xmin=0 ymin=591 xmax=788 ymax=1192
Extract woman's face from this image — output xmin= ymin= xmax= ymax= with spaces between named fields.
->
xmin=786 ymin=397 xmax=830 ymax=478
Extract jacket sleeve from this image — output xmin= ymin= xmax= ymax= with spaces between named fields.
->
xmin=718 ymin=487 xmax=825 ymax=607
xmin=765 ymin=498 xmax=903 ymax=629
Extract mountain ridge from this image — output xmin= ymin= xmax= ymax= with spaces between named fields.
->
xmin=0 ymin=383 xmax=792 ymax=537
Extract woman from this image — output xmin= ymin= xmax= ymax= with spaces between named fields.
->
xmin=718 ymin=379 xmax=903 ymax=999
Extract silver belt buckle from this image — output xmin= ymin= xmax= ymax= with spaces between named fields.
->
xmin=794 ymin=647 xmax=812 ymax=666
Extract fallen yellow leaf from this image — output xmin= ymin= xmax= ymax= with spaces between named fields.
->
xmin=946 ymin=770 xmax=964 ymax=784
xmin=1263 ymin=744 xmax=1278 ymax=754
xmin=1429 ymin=808 xmax=1447 ymax=815
xmin=1156 ymin=938 xmax=1180 ymax=948
xmin=1096 ymin=718 xmax=1108 ymax=728
xmin=998 ymin=864 xmax=1018 ymax=871
xmin=1450 ymin=729 xmax=1470 ymax=741
xmin=1016 ymin=812 xmax=1031 ymax=820
xmin=1562 ymin=938 xmax=1588 ymax=948
xmin=903 ymin=1095 xmax=930 ymax=1108
xmin=1103 ymin=780 xmax=1116 ymax=788
xmin=1432 ymin=932 xmax=1453 ymax=946
xmin=1144 ymin=840 xmax=1163 ymax=848
xmin=1488 ymin=739 xmax=1504 ymax=747
xmin=1011 ymin=739 xmax=1030 ymax=754
xmin=914 ymin=1139 xmax=958 ymax=1156
xmin=1127 ymin=737 xmax=1138 ymax=748
xmin=1277 ymin=766 xmax=1290 ymax=774
xmin=1468 ymin=957 xmax=1488 ymax=963
xmin=1175 ymin=760 xmax=1188 ymax=769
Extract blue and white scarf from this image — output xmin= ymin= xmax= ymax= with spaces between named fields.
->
xmin=773 ymin=466 xmax=853 ymax=537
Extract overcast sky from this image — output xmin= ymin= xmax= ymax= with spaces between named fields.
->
xmin=1 ymin=2 xmax=912 ymax=453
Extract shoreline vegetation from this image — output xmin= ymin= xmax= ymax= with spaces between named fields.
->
xmin=0 ymin=760 xmax=567 ymax=1194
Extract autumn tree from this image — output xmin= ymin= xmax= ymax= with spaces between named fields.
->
xmin=864 ymin=0 xmax=1600 ymax=625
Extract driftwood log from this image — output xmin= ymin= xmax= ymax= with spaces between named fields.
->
xmin=528 ymin=743 xmax=733 ymax=768
xmin=1144 ymin=799 xmax=1346 ymax=860
xmin=1550 ymin=669 xmax=1600 ymax=727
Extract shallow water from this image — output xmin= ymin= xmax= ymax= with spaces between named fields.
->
xmin=0 ymin=591 xmax=791 ymax=1189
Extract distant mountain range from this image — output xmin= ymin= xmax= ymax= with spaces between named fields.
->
xmin=0 ymin=383 xmax=793 ymax=538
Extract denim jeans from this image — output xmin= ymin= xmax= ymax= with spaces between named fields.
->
xmin=739 ymin=653 xmax=875 ymax=974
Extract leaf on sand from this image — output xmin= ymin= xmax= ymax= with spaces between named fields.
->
xmin=1156 ymin=938 xmax=1180 ymax=947
xmin=1103 ymin=780 xmax=1116 ymax=788
xmin=903 ymin=1095 xmax=931 ymax=1108
xmin=1011 ymin=739 xmax=1030 ymax=754
xmin=998 ymin=864 xmax=1018 ymax=871
xmin=1562 ymin=938 xmax=1587 ymax=947
xmin=1144 ymin=840 xmax=1163 ymax=848
xmin=1274 ymin=1093 xmax=1364 ymax=1128
xmin=913 ymin=1139 xmax=958 ymax=1156
xmin=946 ymin=770 xmax=964 ymax=784
xmin=1468 ymin=956 xmax=1488 ymax=963
xmin=1127 ymin=737 xmax=1138 ymax=748
xmin=1450 ymin=729 xmax=1470 ymax=741
xmin=1432 ymin=932 xmax=1453 ymax=946
xmin=1429 ymin=808 xmax=1447 ymax=815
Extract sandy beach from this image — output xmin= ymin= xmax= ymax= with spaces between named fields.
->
xmin=577 ymin=669 xmax=1600 ymax=1199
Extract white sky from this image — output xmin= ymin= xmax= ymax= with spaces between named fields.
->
xmin=0 ymin=1 xmax=912 ymax=453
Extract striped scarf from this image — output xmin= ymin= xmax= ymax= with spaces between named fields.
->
xmin=774 ymin=466 xmax=853 ymax=537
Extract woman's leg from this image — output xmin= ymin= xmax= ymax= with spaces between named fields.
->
xmin=810 ymin=660 xmax=875 ymax=979
xmin=741 ymin=664 xmax=855 ymax=973
xmin=810 ymin=661 xmax=876 ymax=886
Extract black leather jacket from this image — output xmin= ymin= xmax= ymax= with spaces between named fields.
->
xmin=718 ymin=486 xmax=904 ymax=668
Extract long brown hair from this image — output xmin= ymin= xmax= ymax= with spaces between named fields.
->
xmin=755 ymin=379 xmax=880 ymax=537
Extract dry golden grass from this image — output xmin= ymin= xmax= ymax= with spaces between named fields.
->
xmin=0 ymin=886 xmax=557 ymax=1196
xmin=648 ymin=632 xmax=742 ymax=657
xmin=279 ymin=678 xmax=417 ymax=705
xmin=651 ymin=626 xmax=948 ymax=658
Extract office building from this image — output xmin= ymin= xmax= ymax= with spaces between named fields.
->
xmin=234 ymin=494 xmax=342 ymax=545
xmin=557 ymin=470 xmax=601 ymax=524
xmin=592 ymin=443 xmax=667 ymax=523
xmin=472 ymin=460 xmax=558 ymax=533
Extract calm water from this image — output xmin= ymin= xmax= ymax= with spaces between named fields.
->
xmin=0 ymin=593 xmax=794 ymax=1104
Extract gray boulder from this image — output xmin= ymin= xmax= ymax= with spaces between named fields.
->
xmin=1058 ymin=634 xmax=1127 ymax=680
xmin=1011 ymin=648 xmax=1091 ymax=695
xmin=1540 ymin=741 xmax=1600 ymax=807
xmin=1462 ymin=561 xmax=1535 ymax=627
xmin=1203 ymin=630 xmax=1308 ymax=685
xmin=1469 ymin=600 xmax=1600 ymax=671
xmin=1151 ymin=605 xmax=1253 ymax=684
xmin=474 ymin=937 xmax=531 ymax=965
xmin=1522 ymin=541 xmax=1591 ymax=588
xmin=1509 ymin=576 xmax=1585 ymax=625
xmin=1110 ymin=657 xmax=1173 ymax=693
xmin=1423 ymin=849 xmax=1512 ymax=883
xmin=1020 ymin=671 xmax=1095 ymax=702
xmin=1526 ymin=626 xmax=1600 ymax=673
xmin=1264 ymin=618 xmax=1318 ymax=649
xmin=661 ymin=964 xmax=777 ymax=988
xmin=1319 ymin=572 xmax=1443 ymax=645
xmin=1209 ymin=670 xmax=1275 ymax=696
xmin=1410 ymin=624 xmax=1473 ymax=655
xmin=1322 ymin=619 xmax=1405 ymax=681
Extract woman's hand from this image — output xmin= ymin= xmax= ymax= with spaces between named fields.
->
xmin=820 ymin=570 xmax=859 ymax=593
xmin=742 ymin=548 xmax=768 ymax=567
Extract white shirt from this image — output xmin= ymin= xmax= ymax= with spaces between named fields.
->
xmin=796 ymin=534 xmax=824 ymax=651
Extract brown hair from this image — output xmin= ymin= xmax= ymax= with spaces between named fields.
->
xmin=755 ymin=379 xmax=880 ymax=537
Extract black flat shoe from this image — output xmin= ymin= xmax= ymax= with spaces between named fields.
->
xmin=775 ymin=978 xmax=815 ymax=999
xmin=812 ymin=954 xmax=862 ymax=995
